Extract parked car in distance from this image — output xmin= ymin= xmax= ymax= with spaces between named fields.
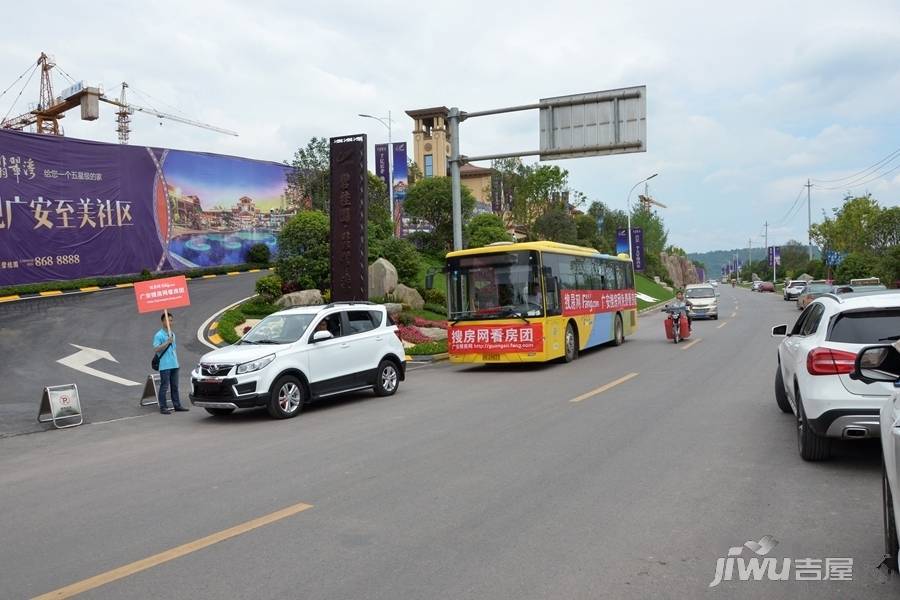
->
xmin=851 ymin=341 xmax=900 ymax=570
xmin=797 ymin=280 xmax=833 ymax=310
xmin=784 ymin=279 xmax=808 ymax=301
xmin=758 ymin=281 xmax=776 ymax=292
xmin=708 ymin=279 xmax=719 ymax=287
xmin=751 ymin=281 xmax=763 ymax=292
xmin=190 ymin=302 xmax=407 ymax=419
xmin=685 ymin=283 xmax=718 ymax=320
xmin=771 ymin=290 xmax=900 ymax=460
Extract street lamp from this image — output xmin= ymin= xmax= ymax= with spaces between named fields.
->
xmin=626 ymin=173 xmax=657 ymax=260
xmin=358 ymin=111 xmax=393 ymax=221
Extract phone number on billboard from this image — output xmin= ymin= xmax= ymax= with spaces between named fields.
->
xmin=33 ymin=255 xmax=81 ymax=267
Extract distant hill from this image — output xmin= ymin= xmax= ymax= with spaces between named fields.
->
xmin=687 ymin=248 xmax=768 ymax=279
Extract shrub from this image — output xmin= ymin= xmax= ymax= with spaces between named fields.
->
xmin=377 ymin=237 xmax=422 ymax=286
xmin=240 ymin=299 xmax=281 ymax=318
xmin=275 ymin=211 xmax=330 ymax=290
xmin=246 ymin=243 xmax=271 ymax=265
xmin=395 ymin=312 xmax=415 ymax=326
xmin=422 ymin=288 xmax=446 ymax=305
xmin=406 ymin=339 xmax=449 ymax=355
xmin=423 ymin=303 xmax=448 ymax=316
xmin=255 ymin=274 xmax=283 ymax=303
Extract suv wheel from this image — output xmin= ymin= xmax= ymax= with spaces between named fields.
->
xmin=267 ymin=375 xmax=305 ymax=419
xmin=374 ymin=359 xmax=400 ymax=397
xmin=884 ymin=464 xmax=899 ymax=572
xmin=796 ymin=389 xmax=831 ymax=461
xmin=774 ymin=366 xmax=791 ymax=413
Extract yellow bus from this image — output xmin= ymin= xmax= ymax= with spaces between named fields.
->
xmin=445 ymin=241 xmax=638 ymax=364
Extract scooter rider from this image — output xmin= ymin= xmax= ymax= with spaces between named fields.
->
xmin=670 ymin=290 xmax=693 ymax=331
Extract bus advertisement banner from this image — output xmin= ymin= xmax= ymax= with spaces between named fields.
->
xmin=561 ymin=289 xmax=637 ymax=316
xmin=448 ymin=323 xmax=543 ymax=354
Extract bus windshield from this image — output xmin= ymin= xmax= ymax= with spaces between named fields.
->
xmin=447 ymin=251 xmax=543 ymax=321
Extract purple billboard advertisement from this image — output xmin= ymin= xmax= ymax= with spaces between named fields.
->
xmin=374 ymin=143 xmax=390 ymax=192
xmin=0 ymin=129 xmax=294 ymax=286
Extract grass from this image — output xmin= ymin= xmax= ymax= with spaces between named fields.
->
xmin=635 ymin=274 xmax=674 ymax=310
xmin=416 ymin=254 xmax=446 ymax=295
xmin=406 ymin=339 xmax=448 ymax=355
xmin=409 ymin=307 xmax=448 ymax=322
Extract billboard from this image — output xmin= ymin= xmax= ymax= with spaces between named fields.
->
xmin=391 ymin=142 xmax=408 ymax=236
xmin=615 ymin=228 xmax=629 ymax=255
xmin=0 ymin=129 xmax=295 ymax=286
xmin=767 ymin=246 xmax=781 ymax=268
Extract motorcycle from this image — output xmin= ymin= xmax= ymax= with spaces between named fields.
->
xmin=662 ymin=305 xmax=691 ymax=344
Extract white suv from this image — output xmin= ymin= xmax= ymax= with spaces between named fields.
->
xmin=190 ymin=302 xmax=407 ymax=419
xmin=771 ymin=290 xmax=900 ymax=460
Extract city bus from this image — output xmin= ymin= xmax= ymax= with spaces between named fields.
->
xmin=445 ymin=241 xmax=638 ymax=364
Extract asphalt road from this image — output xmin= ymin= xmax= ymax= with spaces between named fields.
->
xmin=0 ymin=272 xmax=260 ymax=437
xmin=1 ymin=285 xmax=896 ymax=599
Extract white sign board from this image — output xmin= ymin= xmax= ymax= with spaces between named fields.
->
xmin=37 ymin=383 xmax=84 ymax=429
xmin=539 ymin=86 xmax=646 ymax=160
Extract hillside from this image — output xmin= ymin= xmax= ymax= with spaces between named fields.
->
xmin=635 ymin=273 xmax=673 ymax=310
xmin=688 ymin=248 xmax=767 ymax=278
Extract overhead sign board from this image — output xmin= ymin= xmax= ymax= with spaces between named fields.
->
xmin=539 ymin=86 xmax=646 ymax=160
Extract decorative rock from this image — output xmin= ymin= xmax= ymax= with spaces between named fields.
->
xmin=417 ymin=327 xmax=447 ymax=341
xmin=384 ymin=302 xmax=403 ymax=316
xmin=392 ymin=283 xmax=425 ymax=310
xmin=368 ymin=258 xmax=399 ymax=299
xmin=276 ymin=289 xmax=324 ymax=308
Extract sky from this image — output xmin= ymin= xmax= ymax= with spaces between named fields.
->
xmin=2 ymin=0 xmax=899 ymax=252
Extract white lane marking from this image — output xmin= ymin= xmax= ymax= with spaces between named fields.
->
xmin=717 ymin=321 xmax=729 ymax=329
xmin=90 ymin=415 xmax=152 ymax=425
xmin=57 ymin=344 xmax=141 ymax=386
xmin=680 ymin=338 xmax=702 ymax=350
xmin=569 ymin=372 xmax=639 ymax=403
xmin=196 ymin=294 xmax=257 ymax=350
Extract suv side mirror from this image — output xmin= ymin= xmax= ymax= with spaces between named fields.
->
xmin=771 ymin=324 xmax=788 ymax=337
xmin=851 ymin=344 xmax=900 ymax=383
xmin=312 ymin=330 xmax=334 ymax=342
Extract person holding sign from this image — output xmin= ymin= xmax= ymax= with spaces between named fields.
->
xmin=153 ymin=312 xmax=189 ymax=414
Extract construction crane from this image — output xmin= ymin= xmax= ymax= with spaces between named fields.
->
xmin=638 ymin=193 xmax=667 ymax=211
xmin=100 ymin=82 xmax=238 ymax=144
xmin=1 ymin=52 xmax=238 ymax=143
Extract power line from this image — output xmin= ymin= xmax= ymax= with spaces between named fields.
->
xmin=811 ymin=145 xmax=900 ymax=184
xmin=0 ymin=62 xmax=39 ymax=102
xmin=816 ymin=159 xmax=900 ymax=191
xmin=774 ymin=184 xmax=806 ymax=226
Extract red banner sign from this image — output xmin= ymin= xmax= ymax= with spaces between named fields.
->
xmin=134 ymin=275 xmax=191 ymax=313
xmin=561 ymin=289 xmax=636 ymax=316
xmin=449 ymin=324 xmax=543 ymax=354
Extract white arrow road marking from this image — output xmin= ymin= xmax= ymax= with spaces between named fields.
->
xmin=57 ymin=344 xmax=141 ymax=386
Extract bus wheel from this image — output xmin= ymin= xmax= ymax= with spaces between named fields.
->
xmin=613 ymin=314 xmax=625 ymax=346
xmin=564 ymin=323 xmax=578 ymax=362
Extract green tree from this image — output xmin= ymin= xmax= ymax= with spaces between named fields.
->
xmin=835 ymin=252 xmax=880 ymax=282
xmin=574 ymin=214 xmax=600 ymax=249
xmin=367 ymin=173 xmax=393 ymax=262
xmin=404 ymin=177 xmax=476 ymax=251
xmin=377 ymin=237 xmax=421 ymax=285
xmin=287 ymin=137 xmax=330 ymax=213
xmin=532 ymin=209 xmax=577 ymax=244
xmin=586 ymin=201 xmax=628 ymax=254
xmin=466 ymin=213 xmax=510 ymax=248
xmin=513 ymin=164 xmax=569 ymax=231
xmin=631 ymin=207 xmax=668 ymax=280
xmin=275 ymin=210 xmax=330 ymax=290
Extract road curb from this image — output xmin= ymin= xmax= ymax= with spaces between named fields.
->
xmin=407 ymin=352 xmax=449 ymax=363
xmin=0 ymin=268 xmax=270 ymax=305
xmin=197 ymin=294 xmax=258 ymax=350
xmin=639 ymin=300 xmax=671 ymax=314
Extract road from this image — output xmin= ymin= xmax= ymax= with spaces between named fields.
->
xmin=0 ymin=285 xmax=896 ymax=599
xmin=0 ymin=273 xmax=259 ymax=437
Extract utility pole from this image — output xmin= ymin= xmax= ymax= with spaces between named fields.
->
xmin=748 ymin=237 xmax=752 ymax=280
xmin=806 ymin=178 xmax=813 ymax=261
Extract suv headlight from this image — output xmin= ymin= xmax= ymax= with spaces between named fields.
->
xmin=236 ymin=354 xmax=275 ymax=374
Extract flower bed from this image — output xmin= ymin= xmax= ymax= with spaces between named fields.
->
xmin=397 ymin=324 xmax=431 ymax=345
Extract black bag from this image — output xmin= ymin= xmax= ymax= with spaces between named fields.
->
xmin=151 ymin=353 xmax=161 ymax=371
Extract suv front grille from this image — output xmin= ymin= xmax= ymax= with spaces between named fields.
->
xmin=201 ymin=364 xmax=233 ymax=377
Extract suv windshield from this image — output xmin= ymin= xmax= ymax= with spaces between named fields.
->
xmin=788 ymin=281 xmax=806 ymax=289
xmin=829 ymin=309 xmax=900 ymax=344
xmin=447 ymin=251 xmax=543 ymax=321
xmin=240 ymin=313 xmax=315 ymax=345
xmin=686 ymin=288 xmax=715 ymax=299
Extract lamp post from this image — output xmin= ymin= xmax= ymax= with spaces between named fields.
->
xmin=358 ymin=111 xmax=393 ymax=221
xmin=626 ymin=173 xmax=657 ymax=259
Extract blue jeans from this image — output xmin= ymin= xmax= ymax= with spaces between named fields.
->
xmin=158 ymin=368 xmax=182 ymax=410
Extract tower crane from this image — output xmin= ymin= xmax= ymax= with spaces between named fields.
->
xmin=638 ymin=194 xmax=667 ymax=211
xmin=1 ymin=53 xmax=238 ymax=143
xmin=100 ymin=82 xmax=238 ymax=144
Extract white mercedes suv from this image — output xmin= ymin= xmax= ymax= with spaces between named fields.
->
xmin=771 ymin=290 xmax=900 ymax=461
xmin=190 ymin=302 xmax=407 ymax=419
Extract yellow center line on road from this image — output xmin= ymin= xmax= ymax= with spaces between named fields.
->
xmin=569 ymin=372 xmax=639 ymax=403
xmin=717 ymin=321 xmax=729 ymax=329
xmin=31 ymin=501 xmax=314 ymax=600
xmin=681 ymin=338 xmax=703 ymax=350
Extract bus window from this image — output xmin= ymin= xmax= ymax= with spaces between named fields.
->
xmin=615 ymin=262 xmax=626 ymax=290
xmin=603 ymin=261 xmax=618 ymax=290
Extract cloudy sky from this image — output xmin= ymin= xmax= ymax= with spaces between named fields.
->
xmin=2 ymin=0 xmax=898 ymax=252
